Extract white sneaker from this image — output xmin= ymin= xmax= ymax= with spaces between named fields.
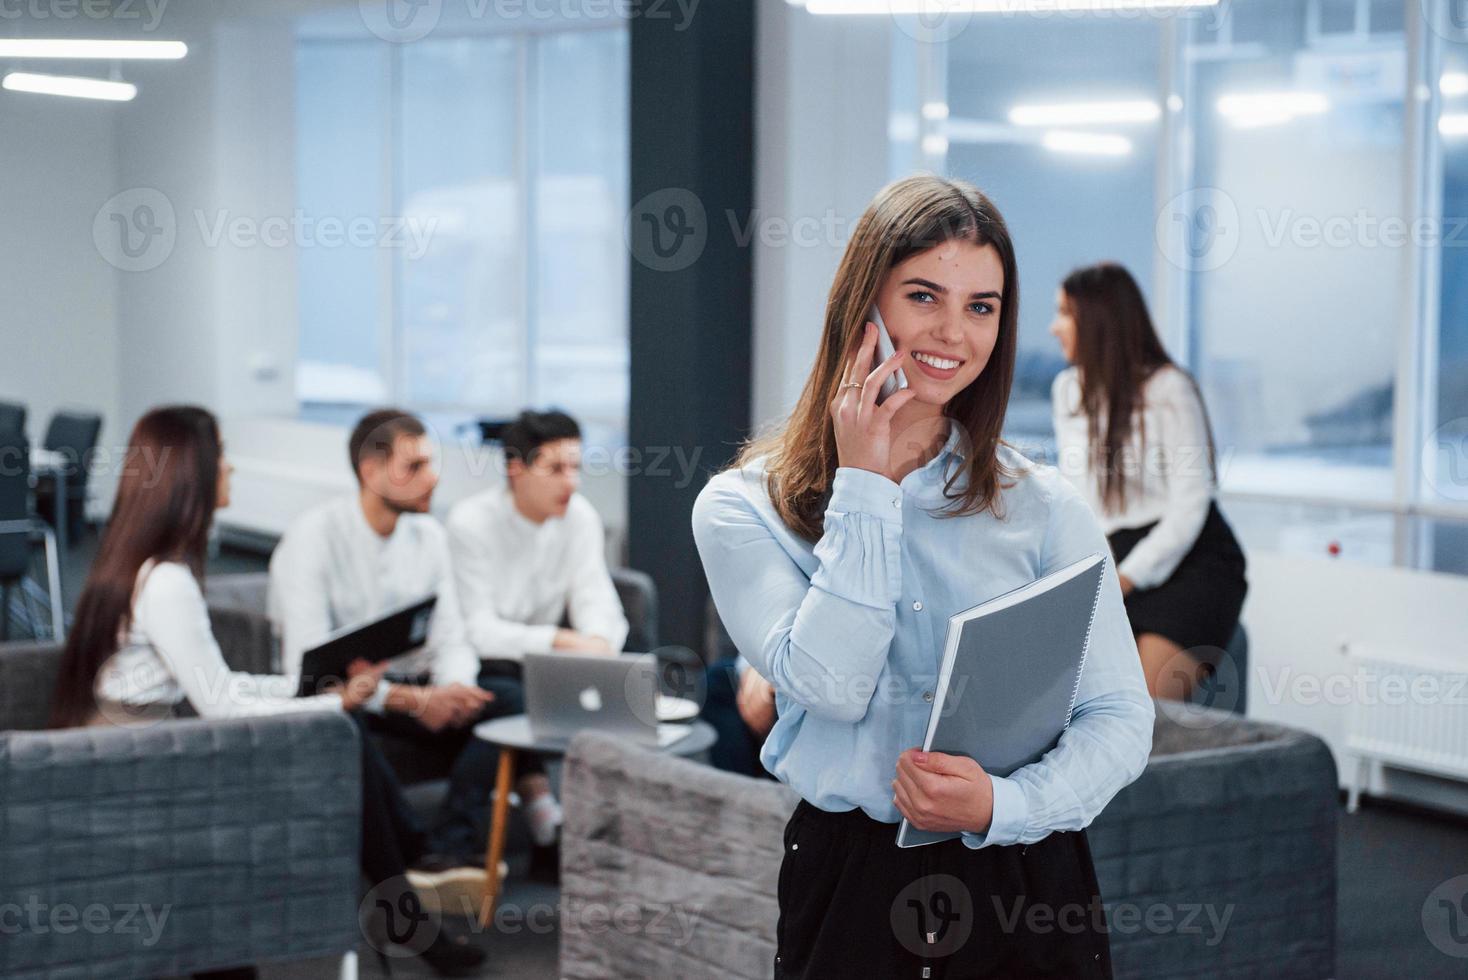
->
xmin=406 ymin=863 xmax=502 ymax=919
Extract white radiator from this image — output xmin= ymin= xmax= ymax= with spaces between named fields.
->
xmin=1341 ymin=641 xmax=1468 ymax=812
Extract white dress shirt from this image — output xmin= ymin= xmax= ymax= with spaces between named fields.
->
xmin=95 ymin=559 xmax=341 ymax=719
xmin=692 ymin=420 xmax=1153 ymax=848
xmin=267 ymin=495 xmax=480 ymax=697
xmin=1051 ymin=364 xmax=1215 ymax=590
xmin=446 ymin=484 xmax=628 ymax=661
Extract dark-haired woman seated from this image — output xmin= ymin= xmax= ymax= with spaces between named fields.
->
xmin=1050 ymin=262 xmax=1247 ymax=701
xmin=48 ymin=405 xmax=486 ymax=978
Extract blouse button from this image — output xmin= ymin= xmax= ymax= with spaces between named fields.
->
xmin=923 ymin=690 xmax=933 ymax=703
xmin=892 ymin=497 xmax=900 ymax=509
xmin=912 ymin=600 xmax=923 ymax=612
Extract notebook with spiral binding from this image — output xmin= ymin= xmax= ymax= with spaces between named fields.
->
xmin=895 ymin=552 xmax=1107 ymax=848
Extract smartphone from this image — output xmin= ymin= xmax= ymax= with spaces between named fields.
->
xmin=870 ymin=305 xmax=909 ymax=405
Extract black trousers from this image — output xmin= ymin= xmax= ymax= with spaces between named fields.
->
xmin=362 ymin=660 xmax=545 ymax=859
xmin=776 ymin=800 xmax=1113 ymax=980
xmin=349 ymin=710 xmax=427 ymax=885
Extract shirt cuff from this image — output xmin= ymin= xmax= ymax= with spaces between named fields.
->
xmin=828 ymin=467 xmax=904 ymax=521
xmin=1117 ymin=549 xmax=1161 ymax=591
xmin=525 ymin=623 xmax=560 ymax=656
xmin=362 ymin=678 xmax=390 ymax=715
xmin=959 ymin=775 xmax=1027 ymax=849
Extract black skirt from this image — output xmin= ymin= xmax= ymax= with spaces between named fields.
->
xmin=1107 ymin=500 xmax=1247 ymax=665
xmin=775 ymin=800 xmax=1112 ymax=979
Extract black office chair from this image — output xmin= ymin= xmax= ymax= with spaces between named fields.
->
xmin=0 ymin=434 xmax=64 ymax=642
xmin=33 ymin=410 xmax=102 ymax=545
xmin=0 ymin=402 xmax=25 ymax=443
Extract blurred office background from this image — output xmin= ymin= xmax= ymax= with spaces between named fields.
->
xmin=2 ymin=0 xmax=1468 ymax=975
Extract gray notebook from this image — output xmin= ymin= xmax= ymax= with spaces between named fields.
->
xmin=895 ymin=552 xmax=1106 ymax=848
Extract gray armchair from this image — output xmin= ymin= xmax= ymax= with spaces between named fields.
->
xmin=0 ymin=640 xmax=363 ymax=979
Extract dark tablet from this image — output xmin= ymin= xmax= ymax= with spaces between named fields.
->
xmin=296 ymin=594 xmax=437 ymax=697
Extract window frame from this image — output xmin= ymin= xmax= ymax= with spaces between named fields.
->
xmin=297 ymin=20 xmax=630 ymax=437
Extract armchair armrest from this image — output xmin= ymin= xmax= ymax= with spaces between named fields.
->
xmin=0 ymin=710 xmax=362 ymax=978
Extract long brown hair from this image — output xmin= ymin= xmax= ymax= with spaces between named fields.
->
xmin=1060 ymin=262 xmax=1215 ymax=513
xmin=49 ymin=406 xmax=222 ymax=728
xmin=733 ymin=175 xmax=1021 ymax=541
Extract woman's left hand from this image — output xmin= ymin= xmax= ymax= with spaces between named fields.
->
xmin=892 ymin=748 xmax=994 ymax=834
xmin=1118 ymin=573 xmax=1135 ymax=597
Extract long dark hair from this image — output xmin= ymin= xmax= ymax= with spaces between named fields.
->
xmin=733 ymin=175 xmax=1020 ymax=541
xmin=1060 ymin=262 xmax=1215 ymax=513
xmin=49 ymin=406 xmax=221 ymax=728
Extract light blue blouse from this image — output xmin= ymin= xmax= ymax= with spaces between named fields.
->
xmin=691 ymin=419 xmax=1154 ymax=848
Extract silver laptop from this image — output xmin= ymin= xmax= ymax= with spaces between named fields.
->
xmin=523 ymin=652 xmax=691 ymax=749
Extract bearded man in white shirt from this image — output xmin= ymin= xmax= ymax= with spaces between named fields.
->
xmin=270 ymin=408 xmax=546 ymax=877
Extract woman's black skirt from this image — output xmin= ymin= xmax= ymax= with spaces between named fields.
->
xmin=775 ymin=799 xmax=1112 ymax=979
xmin=1107 ymin=499 xmax=1247 ymax=665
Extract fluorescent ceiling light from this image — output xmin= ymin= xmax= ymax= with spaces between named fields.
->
xmin=921 ymin=134 xmax=950 ymax=155
xmin=1009 ymin=99 xmax=1160 ymax=127
xmin=922 ymin=101 xmax=950 ymax=120
xmin=804 ymin=0 xmax=1219 ymax=12
xmin=0 ymin=39 xmax=186 ymax=60
xmin=1441 ymin=114 xmax=1468 ymax=137
xmin=1216 ymin=91 xmax=1328 ymax=128
xmin=1442 ymin=73 xmax=1468 ymax=97
xmin=1041 ymin=130 xmax=1132 ymax=156
xmin=2 ymin=71 xmax=136 ymax=101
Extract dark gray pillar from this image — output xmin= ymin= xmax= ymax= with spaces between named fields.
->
xmin=627 ymin=0 xmax=755 ymax=657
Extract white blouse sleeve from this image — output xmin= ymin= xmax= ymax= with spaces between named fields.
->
xmin=137 ymin=563 xmax=341 ymax=718
xmin=565 ymin=501 xmax=630 ymax=652
xmin=692 ymin=466 xmax=904 ymax=725
xmin=1117 ymin=369 xmax=1215 ymax=590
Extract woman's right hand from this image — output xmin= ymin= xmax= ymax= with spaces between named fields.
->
xmin=830 ymin=320 xmax=917 ymax=476
xmin=335 ymin=660 xmax=390 ymax=712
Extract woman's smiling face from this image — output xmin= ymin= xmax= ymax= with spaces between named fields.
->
xmin=871 ymin=239 xmax=1004 ymax=408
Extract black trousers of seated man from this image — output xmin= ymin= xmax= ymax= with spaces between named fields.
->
xmin=362 ymin=659 xmax=545 ymax=861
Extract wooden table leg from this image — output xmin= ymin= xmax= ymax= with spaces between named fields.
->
xmin=479 ymin=747 xmax=516 ymax=926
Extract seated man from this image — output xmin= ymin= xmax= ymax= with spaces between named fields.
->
xmin=268 ymin=408 xmax=543 ymax=881
xmin=446 ymin=409 xmax=630 ymax=859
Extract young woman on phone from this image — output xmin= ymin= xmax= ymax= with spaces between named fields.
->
xmin=1049 ymin=262 xmax=1247 ymax=701
xmin=49 ymin=406 xmax=485 ymax=978
xmin=692 ymin=176 xmax=1153 ymax=978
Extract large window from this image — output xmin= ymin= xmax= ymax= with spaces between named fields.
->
xmin=902 ymin=0 xmax=1468 ymax=575
xmin=922 ymin=13 xmax=1165 ymax=450
xmin=295 ymin=26 xmax=629 ymax=443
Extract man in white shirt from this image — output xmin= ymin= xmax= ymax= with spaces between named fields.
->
xmin=446 ymin=410 xmax=629 ymax=874
xmin=447 ymin=409 xmax=628 ymax=660
xmin=269 ymin=408 xmax=520 ymax=869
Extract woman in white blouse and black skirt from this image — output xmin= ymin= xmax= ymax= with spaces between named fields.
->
xmin=1049 ymin=262 xmax=1247 ymax=701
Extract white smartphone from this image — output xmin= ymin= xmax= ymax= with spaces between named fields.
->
xmin=870 ymin=305 xmax=909 ymax=405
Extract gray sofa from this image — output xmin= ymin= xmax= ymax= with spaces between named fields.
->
xmin=560 ymin=706 xmax=1338 ymax=980
xmin=0 ymin=636 xmax=362 ymax=979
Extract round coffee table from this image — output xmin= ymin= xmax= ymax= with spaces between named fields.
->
xmin=470 ymin=715 xmax=717 ymax=923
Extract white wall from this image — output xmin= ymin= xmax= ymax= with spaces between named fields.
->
xmin=1242 ymin=552 xmax=1468 ymax=817
xmin=752 ymin=0 xmax=893 ymax=428
xmin=0 ymin=86 xmax=120 ymax=453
